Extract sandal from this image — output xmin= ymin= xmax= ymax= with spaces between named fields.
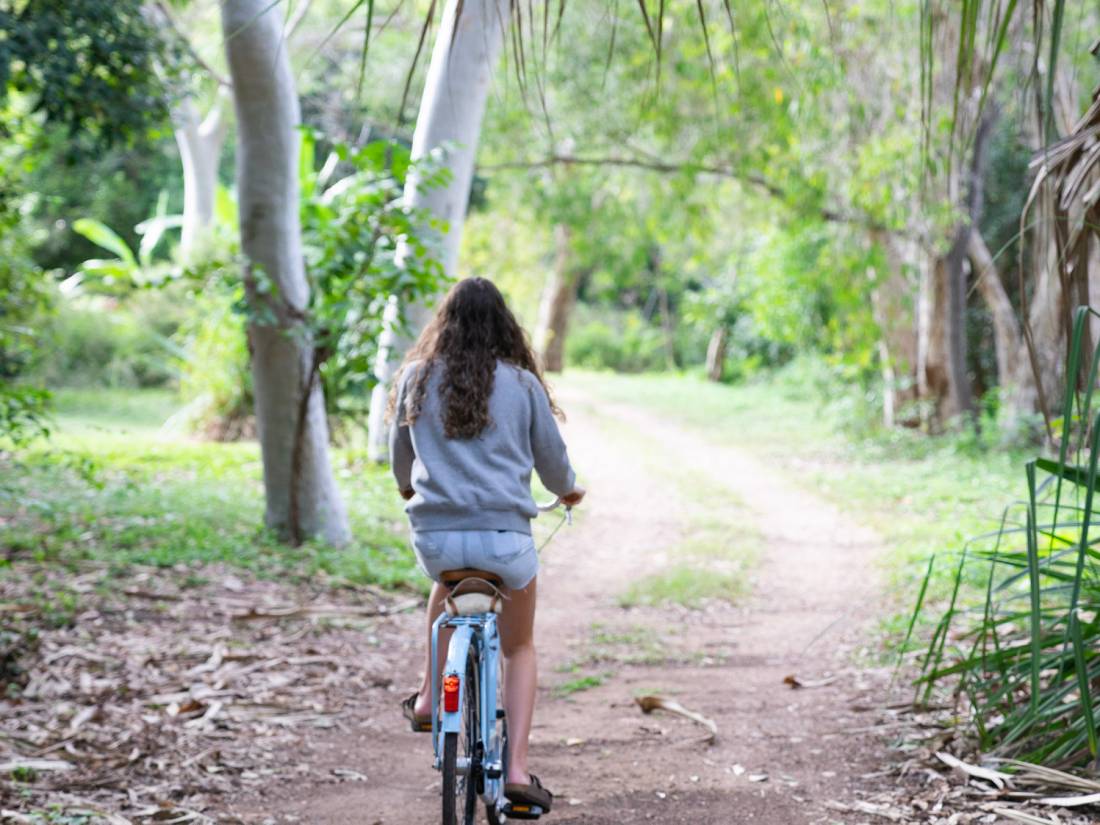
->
xmin=504 ymin=773 xmax=553 ymax=812
xmin=400 ymin=692 xmax=432 ymax=732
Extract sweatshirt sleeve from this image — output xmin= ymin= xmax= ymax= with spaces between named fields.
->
xmin=389 ymin=373 xmax=415 ymax=492
xmin=529 ymin=379 xmax=576 ymax=496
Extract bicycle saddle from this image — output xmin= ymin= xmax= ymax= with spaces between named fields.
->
xmin=440 ymin=569 xmax=505 ymax=616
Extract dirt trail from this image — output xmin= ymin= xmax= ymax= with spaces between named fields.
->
xmin=250 ymin=383 xmax=898 ymax=824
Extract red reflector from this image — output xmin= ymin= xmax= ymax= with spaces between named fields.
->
xmin=442 ymin=674 xmax=460 ymax=712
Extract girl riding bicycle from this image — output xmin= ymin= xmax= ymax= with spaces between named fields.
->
xmin=388 ymin=277 xmax=584 ymax=815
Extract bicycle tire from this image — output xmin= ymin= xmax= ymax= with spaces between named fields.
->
xmin=442 ymin=732 xmax=459 ymax=825
xmin=485 ymin=715 xmax=508 ymax=825
xmin=441 ymin=644 xmax=480 ymax=825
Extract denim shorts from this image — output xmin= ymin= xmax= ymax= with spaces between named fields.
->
xmin=411 ymin=530 xmax=539 ymax=591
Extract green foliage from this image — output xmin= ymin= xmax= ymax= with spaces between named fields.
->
xmin=910 ymin=308 xmax=1100 ymax=768
xmin=565 ymin=308 xmax=669 ymax=373
xmin=300 ymin=131 xmax=448 ymax=422
xmin=19 ymin=125 xmax=184 ymax=274
xmin=0 ymin=0 xmax=179 ymax=149
xmin=0 ymin=151 xmax=52 ymax=444
xmin=32 ymin=293 xmax=182 ymax=389
xmin=175 ymin=284 xmax=253 ymax=439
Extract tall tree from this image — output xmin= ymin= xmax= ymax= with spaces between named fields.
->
xmin=221 ymin=0 xmax=349 ymax=545
xmin=173 ymin=94 xmax=228 ymax=255
xmin=365 ymin=0 xmax=512 ymax=460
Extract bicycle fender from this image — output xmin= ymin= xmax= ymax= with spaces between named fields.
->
xmin=440 ymin=624 xmax=475 ymax=735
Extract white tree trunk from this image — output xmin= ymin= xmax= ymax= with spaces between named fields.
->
xmin=174 ymin=95 xmax=228 ymax=257
xmin=365 ymin=0 xmax=511 ymax=461
xmin=222 ymin=0 xmax=349 ymax=545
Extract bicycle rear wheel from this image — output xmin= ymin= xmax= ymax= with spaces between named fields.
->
xmin=485 ymin=718 xmax=508 ymax=825
xmin=441 ymin=643 xmax=480 ymax=825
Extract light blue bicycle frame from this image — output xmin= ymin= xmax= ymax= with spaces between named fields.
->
xmin=430 ymin=609 xmax=506 ymax=811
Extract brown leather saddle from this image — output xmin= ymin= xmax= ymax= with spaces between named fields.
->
xmin=440 ymin=569 xmax=506 ymax=616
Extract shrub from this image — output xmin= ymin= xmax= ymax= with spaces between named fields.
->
xmin=174 ymin=285 xmax=254 ymax=440
xmin=33 ymin=292 xmax=181 ymax=389
xmin=910 ymin=307 xmax=1100 ymax=768
xmin=565 ymin=308 xmax=670 ymax=372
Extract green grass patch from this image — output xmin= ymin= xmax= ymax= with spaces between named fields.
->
xmin=1 ymin=388 xmax=420 ymax=591
xmin=619 ymin=565 xmax=748 ymax=608
xmin=554 ymin=673 xmax=607 ymax=696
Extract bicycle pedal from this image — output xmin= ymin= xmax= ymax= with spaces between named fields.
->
xmin=501 ymin=802 xmax=543 ymax=820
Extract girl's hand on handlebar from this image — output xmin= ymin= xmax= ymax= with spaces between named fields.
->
xmin=399 ymin=487 xmax=415 ymax=501
xmin=561 ymin=486 xmax=585 ymax=506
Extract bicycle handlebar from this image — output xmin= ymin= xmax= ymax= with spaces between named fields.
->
xmin=536 ymin=496 xmax=572 ymax=526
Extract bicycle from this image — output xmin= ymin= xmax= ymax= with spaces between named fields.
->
xmin=429 ymin=498 xmax=571 ymax=825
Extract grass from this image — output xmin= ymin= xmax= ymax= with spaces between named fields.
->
xmin=620 ymin=565 xmax=749 ymax=608
xmin=553 ymin=673 xmax=607 ymax=696
xmin=1 ymin=388 xmax=420 ymax=592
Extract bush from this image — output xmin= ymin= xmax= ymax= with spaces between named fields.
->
xmin=565 ymin=308 xmax=671 ymax=372
xmin=33 ymin=292 xmax=182 ymax=389
xmin=909 ymin=307 xmax=1100 ymax=769
xmin=174 ymin=285 xmax=254 ymax=440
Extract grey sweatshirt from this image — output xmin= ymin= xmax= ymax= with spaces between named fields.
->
xmin=389 ymin=360 xmax=577 ymax=535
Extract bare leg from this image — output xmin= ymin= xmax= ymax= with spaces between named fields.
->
xmin=498 ymin=577 xmax=538 ymax=786
xmin=414 ymin=582 xmax=450 ymax=718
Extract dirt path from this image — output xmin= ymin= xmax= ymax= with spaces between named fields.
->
xmin=247 ymin=383 xmax=898 ymax=825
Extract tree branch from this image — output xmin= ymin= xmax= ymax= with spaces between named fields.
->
xmin=155 ymin=0 xmax=232 ymax=87
xmin=478 ymin=153 xmax=883 ymax=230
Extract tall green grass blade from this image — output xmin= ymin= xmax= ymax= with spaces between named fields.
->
xmin=921 ymin=549 xmax=967 ymax=705
xmin=1026 ymin=461 xmax=1041 ymax=717
xmin=900 ymin=554 xmax=936 ymax=664
xmin=1069 ymin=611 xmax=1098 ymax=760
xmin=1067 ymin=413 xmax=1099 ymax=619
xmin=1049 ymin=307 xmax=1089 ymax=551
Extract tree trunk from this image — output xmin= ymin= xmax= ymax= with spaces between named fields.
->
xmin=705 ymin=326 xmax=728 ymax=383
xmin=174 ymin=95 xmax=228 ymax=257
xmin=918 ymin=233 xmax=973 ymax=428
xmin=967 ymin=227 xmax=1021 ymax=391
xmin=869 ymin=230 xmax=920 ymax=427
xmin=222 ymin=0 xmax=349 ymax=545
xmin=534 ymin=224 xmax=579 ymax=373
xmin=945 ymin=227 xmax=975 ymax=421
xmin=365 ymin=0 xmax=511 ymax=461
xmin=657 ymin=288 xmax=677 ymax=370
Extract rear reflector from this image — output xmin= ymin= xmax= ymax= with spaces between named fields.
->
xmin=443 ymin=673 xmax=460 ymax=712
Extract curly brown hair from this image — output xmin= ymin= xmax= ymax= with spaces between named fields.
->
xmin=389 ymin=277 xmax=561 ymax=439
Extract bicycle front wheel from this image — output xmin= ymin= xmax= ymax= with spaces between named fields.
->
xmin=441 ymin=645 xmax=480 ymax=825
